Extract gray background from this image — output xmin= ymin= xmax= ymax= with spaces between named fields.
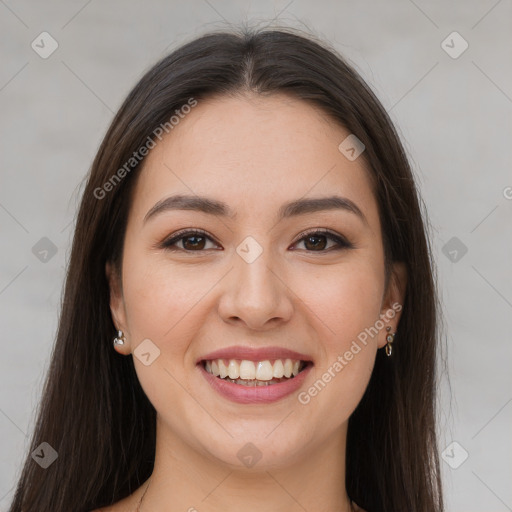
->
xmin=1 ymin=1 xmax=511 ymax=511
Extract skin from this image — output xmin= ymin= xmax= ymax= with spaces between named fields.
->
xmin=101 ymin=92 xmax=407 ymax=512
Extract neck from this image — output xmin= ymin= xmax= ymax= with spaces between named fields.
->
xmin=138 ymin=416 xmax=353 ymax=512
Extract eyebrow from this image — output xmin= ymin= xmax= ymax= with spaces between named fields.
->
xmin=143 ymin=194 xmax=368 ymax=225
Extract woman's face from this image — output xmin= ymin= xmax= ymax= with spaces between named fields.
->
xmin=108 ymin=92 xmax=406 ymax=469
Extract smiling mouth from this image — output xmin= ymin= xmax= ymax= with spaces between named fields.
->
xmin=201 ymin=358 xmax=312 ymax=387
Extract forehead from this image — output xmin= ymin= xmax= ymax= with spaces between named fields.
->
xmin=129 ymin=93 xmax=379 ymax=229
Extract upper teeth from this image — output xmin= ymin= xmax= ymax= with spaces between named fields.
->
xmin=204 ymin=359 xmax=302 ymax=380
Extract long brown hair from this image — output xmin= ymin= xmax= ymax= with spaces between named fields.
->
xmin=8 ymin=26 xmax=444 ymax=512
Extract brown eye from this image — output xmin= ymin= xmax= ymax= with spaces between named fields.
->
xmin=303 ymin=234 xmax=328 ymax=250
xmin=292 ymin=229 xmax=353 ymax=252
xmin=162 ymin=230 xmax=219 ymax=251
xmin=181 ymin=234 xmax=206 ymax=250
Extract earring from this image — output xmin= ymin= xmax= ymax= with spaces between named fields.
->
xmin=385 ymin=326 xmax=395 ymax=357
xmin=113 ymin=330 xmax=125 ymax=348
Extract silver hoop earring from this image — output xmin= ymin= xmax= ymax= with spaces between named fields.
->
xmin=113 ymin=330 xmax=125 ymax=348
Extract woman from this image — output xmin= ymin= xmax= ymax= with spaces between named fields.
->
xmin=8 ymin=26 xmax=444 ymax=512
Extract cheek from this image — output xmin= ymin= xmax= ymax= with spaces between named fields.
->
xmin=294 ymin=258 xmax=384 ymax=410
xmin=121 ymin=251 xmax=208 ymax=343
xmin=298 ymin=259 xmax=385 ymax=348
xmin=123 ymin=254 xmax=200 ymax=368
xmin=120 ymin=254 xmax=206 ymax=414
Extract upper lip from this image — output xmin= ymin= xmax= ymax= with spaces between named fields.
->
xmin=197 ymin=346 xmax=313 ymax=364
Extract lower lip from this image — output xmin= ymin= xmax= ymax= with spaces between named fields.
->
xmin=198 ymin=363 xmax=312 ymax=404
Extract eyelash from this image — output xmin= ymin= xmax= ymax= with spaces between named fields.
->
xmin=160 ymin=228 xmax=354 ymax=253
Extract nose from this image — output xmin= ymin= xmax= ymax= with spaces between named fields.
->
xmin=217 ymin=247 xmax=294 ymax=331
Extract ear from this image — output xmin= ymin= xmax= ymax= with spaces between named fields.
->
xmin=106 ymin=262 xmax=129 ymax=353
xmin=377 ymin=262 xmax=407 ymax=349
